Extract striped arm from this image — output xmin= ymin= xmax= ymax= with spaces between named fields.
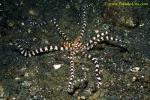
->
xmin=50 ymin=18 xmax=69 ymax=41
xmin=13 ymin=42 xmax=65 ymax=57
xmin=85 ymin=31 xmax=128 ymax=51
xmin=79 ymin=5 xmax=87 ymax=40
xmin=81 ymin=51 xmax=102 ymax=91
xmin=68 ymin=62 xmax=88 ymax=94
xmin=67 ymin=55 xmax=76 ymax=94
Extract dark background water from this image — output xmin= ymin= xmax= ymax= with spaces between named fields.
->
xmin=0 ymin=0 xmax=150 ymax=99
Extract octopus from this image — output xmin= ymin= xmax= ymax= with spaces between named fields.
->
xmin=12 ymin=5 xmax=128 ymax=94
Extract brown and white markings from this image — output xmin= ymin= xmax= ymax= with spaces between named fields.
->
xmin=12 ymin=5 xmax=128 ymax=94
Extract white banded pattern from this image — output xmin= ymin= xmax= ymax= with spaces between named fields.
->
xmin=67 ymin=55 xmax=75 ymax=94
xmin=85 ymin=31 xmax=127 ymax=51
xmin=79 ymin=5 xmax=87 ymax=40
xmin=51 ymin=18 xmax=69 ymax=41
xmin=13 ymin=42 xmax=65 ymax=57
xmin=81 ymin=51 xmax=102 ymax=90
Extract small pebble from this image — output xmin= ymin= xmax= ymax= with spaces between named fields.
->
xmin=132 ymin=76 xmax=136 ymax=81
xmin=20 ymin=67 xmax=27 ymax=71
xmin=15 ymin=77 xmax=21 ymax=80
xmin=21 ymin=81 xmax=32 ymax=87
xmin=141 ymin=75 xmax=144 ymax=78
xmin=130 ymin=67 xmax=140 ymax=72
xmin=140 ymin=85 xmax=143 ymax=88
xmin=139 ymin=23 xmax=144 ymax=27
xmin=24 ymin=72 xmax=29 ymax=77
xmin=21 ymin=22 xmax=24 ymax=26
xmin=78 ymin=96 xmax=86 ymax=100
xmin=94 ymin=29 xmax=99 ymax=33
xmin=12 ymin=97 xmax=16 ymax=100
xmin=80 ymin=96 xmax=86 ymax=100
xmin=53 ymin=64 xmax=62 ymax=70
xmin=127 ymin=83 xmax=130 ymax=86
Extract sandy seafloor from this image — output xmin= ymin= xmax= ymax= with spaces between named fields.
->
xmin=0 ymin=0 xmax=150 ymax=100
